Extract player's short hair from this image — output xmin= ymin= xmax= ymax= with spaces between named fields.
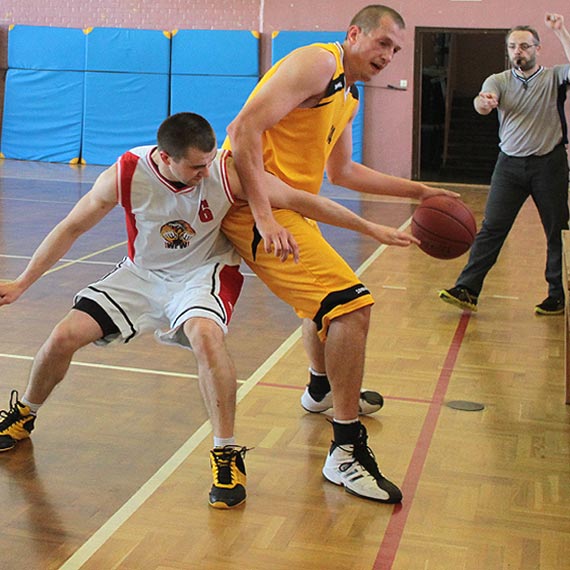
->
xmin=157 ymin=112 xmax=216 ymax=159
xmin=507 ymin=25 xmax=541 ymax=46
xmin=349 ymin=5 xmax=406 ymax=34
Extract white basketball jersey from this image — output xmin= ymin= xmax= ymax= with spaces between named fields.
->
xmin=116 ymin=146 xmax=240 ymax=280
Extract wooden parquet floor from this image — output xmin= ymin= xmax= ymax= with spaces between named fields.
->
xmin=0 ymin=160 xmax=569 ymax=570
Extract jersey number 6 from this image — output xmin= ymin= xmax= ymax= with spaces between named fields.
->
xmin=199 ymin=200 xmax=214 ymax=222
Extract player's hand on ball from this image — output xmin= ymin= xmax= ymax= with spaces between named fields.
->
xmin=418 ymin=184 xmax=460 ymax=201
xmin=370 ymin=224 xmax=420 ymax=247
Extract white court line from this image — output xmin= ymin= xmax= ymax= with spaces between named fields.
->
xmin=56 ymin=216 xmax=407 ymax=569
xmin=0 ymin=353 xmax=219 ymax=382
xmin=43 ymin=242 xmax=127 ymax=275
xmin=0 ymin=243 xmax=126 ymax=274
xmin=0 ymin=196 xmax=81 ymax=205
xmin=0 ymin=253 xmax=118 ymax=266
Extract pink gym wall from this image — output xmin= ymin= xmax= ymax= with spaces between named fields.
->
xmin=0 ymin=0 xmax=569 ymax=178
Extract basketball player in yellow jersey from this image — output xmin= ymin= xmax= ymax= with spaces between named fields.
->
xmin=233 ymin=41 xmax=359 ymax=196
xmin=224 ymin=5 xmax=458 ymax=503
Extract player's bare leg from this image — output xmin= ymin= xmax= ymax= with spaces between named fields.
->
xmin=324 ymin=308 xmax=370 ymax=419
xmin=303 ymin=317 xmax=326 ymax=373
xmin=300 ymin=317 xmax=384 ymax=415
xmin=184 ymin=317 xmax=237 ymax=439
xmin=318 ymin=307 xmax=403 ymax=503
xmin=1 ymin=310 xmax=103 ymax=451
xmin=25 ymin=310 xmax=103 ymax=404
xmin=183 ymin=317 xmax=247 ymax=509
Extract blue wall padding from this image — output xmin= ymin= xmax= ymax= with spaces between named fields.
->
xmin=1 ymin=69 xmax=84 ymax=162
xmin=82 ymin=72 xmax=169 ymax=165
xmin=169 ymin=30 xmax=260 ymax=145
xmin=7 ymin=25 xmax=86 ymax=71
xmin=85 ymin=27 xmax=171 ymax=74
xmin=271 ymin=31 xmax=344 ymax=63
xmin=271 ymin=31 xmax=363 ymax=163
xmin=171 ymin=30 xmax=259 ymax=76
xmin=2 ymin=26 xmax=261 ymax=164
xmin=170 ymin=75 xmax=258 ymax=145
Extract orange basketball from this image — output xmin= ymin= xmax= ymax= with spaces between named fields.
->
xmin=412 ymin=196 xmax=477 ymax=260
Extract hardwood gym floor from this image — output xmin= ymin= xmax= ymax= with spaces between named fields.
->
xmin=0 ymin=159 xmax=569 ymax=570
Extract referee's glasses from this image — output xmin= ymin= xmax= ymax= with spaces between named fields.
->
xmin=507 ymin=43 xmax=538 ymax=51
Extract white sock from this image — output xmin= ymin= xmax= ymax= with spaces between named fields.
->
xmin=20 ymin=396 xmax=41 ymax=415
xmin=214 ymin=436 xmax=236 ymax=448
xmin=332 ymin=417 xmax=359 ymax=425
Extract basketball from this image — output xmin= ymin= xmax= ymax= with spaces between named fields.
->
xmin=411 ymin=196 xmax=477 ymax=260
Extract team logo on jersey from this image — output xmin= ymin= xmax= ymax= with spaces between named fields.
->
xmin=326 ymin=73 xmax=346 ymax=96
xmin=160 ymin=220 xmax=195 ymax=249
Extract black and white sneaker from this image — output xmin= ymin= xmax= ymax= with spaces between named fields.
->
xmin=322 ymin=424 xmax=402 ymax=503
xmin=301 ymin=388 xmax=384 ymax=415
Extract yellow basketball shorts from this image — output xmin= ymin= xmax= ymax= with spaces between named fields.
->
xmin=222 ymin=206 xmax=374 ymax=340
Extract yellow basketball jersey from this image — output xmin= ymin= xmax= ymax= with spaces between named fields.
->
xmin=224 ymin=42 xmax=359 ymax=194
xmin=221 ymin=42 xmax=373 ymax=335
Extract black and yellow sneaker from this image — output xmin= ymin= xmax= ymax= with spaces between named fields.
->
xmin=209 ymin=445 xmax=248 ymax=509
xmin=439 ymin=286 xmax=478 ymax=312
xmin=0 ymin=390 xmax=36 ymax=452
xmin=535 ymin=296 xmax=565 ymax=316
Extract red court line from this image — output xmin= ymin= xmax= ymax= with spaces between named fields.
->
xmin=257 ymin=383 xmax=434 ymax=405
xmin=373 ymin=311 xmax=472 ymax=570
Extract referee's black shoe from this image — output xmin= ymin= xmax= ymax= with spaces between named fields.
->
xmin=535 ymin=296 xmax=564 ymax=315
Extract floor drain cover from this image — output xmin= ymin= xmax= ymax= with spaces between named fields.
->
xmin=446 ymin=400 xmax=485 ymax=411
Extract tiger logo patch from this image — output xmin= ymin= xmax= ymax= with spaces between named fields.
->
xmin=160 ymin=220 xmax=195 ymax=249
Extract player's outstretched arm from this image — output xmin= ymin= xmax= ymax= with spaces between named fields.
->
xmin=0 ymin=166 xmax=118 ymax=306
xmin=325 ymin=126 xmax=460 ymax=202
xmin=261 ymin=171 xmax=420 ymax=247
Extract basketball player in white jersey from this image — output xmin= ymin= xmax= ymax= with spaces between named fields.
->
xmin=0 ymin=112 xmax=417 ymax=509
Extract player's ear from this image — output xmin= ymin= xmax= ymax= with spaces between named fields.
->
xmin=346 ymin=25 xmax=361 ymax=44
xmin=158 ymin=150 xmax=171 ymax=165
